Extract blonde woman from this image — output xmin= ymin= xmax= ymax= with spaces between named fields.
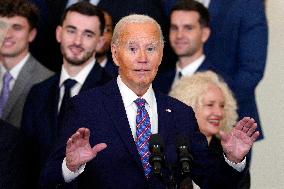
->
xmin=170 ymin=71 xmax=251 ymax=189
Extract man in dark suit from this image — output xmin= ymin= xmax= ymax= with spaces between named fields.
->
xmin=40 ymin=14 xmax=259 ymax=189
xmin=21 ymin=2 xmax=111 ymax=188
xmin=95 ymin=10 xmax=118 ymax=78
xmin=161 ymin=0 xmax=267 ymax=141
xmin=154 ymin=0 xmax=218 ymax=94
xmin=203 ymin=0 xmax=268 ymax=141
xmin=0 ymin=120 xmax=25 ymax=189
xmin=28 ymin=0 xmax=165 ymax=72
xmin=0 ymin=0 xmax=53 ymax=128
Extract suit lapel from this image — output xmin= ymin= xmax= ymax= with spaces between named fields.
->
xmin=79 ymin=63 xmax=104 ymax=93
xmin=46 ymin=75 xmax=61 ymax=136
xmin=2 ymin=57 xmax=35 ymax=119
xmin=155 ymin=91 xmax=173 ymax=143
xmin=101 ymin=80 xmax=142 ymax=168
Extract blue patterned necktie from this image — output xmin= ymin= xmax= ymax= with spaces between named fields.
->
xmin=134 ymin=98 xmax=152 ymax=178
xmin=0 ymin=72 xmax=13 ymax=117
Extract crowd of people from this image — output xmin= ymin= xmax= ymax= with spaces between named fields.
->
xmin=0 ymin=0 xmax=267 ymax=188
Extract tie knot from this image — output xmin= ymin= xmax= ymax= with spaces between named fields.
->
xmin=63 ymin=79 xmax=77 ymax=90
xmin=134 ymin=98 xmax=146 ymax=108
xmin=3 ymin=72 xmax=13 ymax=83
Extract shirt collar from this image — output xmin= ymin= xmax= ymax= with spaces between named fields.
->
xmin=59 ymin=59 xmax=96 ymax=87
xmin=117 ymin=75 xmax=155 ymax=108
xmin=177 ymin=55 xmax=205 ymax=76
xmin=0 ymin=53 xmax=30 ymax=80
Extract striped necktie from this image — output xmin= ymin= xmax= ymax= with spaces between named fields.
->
xmin=134 ymin=98 xmax=152 ymax=177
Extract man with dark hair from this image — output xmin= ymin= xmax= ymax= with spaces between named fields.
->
xmin=21 ymin=2 xmax=111 ymax=188
xmin=0 ymin=0 xmax=53 ymax=128
xmin=154 ymin=0 xmax=216 ymax=94
xmin=95 ymin=10 xmax=118 ymax=78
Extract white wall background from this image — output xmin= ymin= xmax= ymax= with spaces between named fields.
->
xmin=251 ymin=1 xmax=284 ymax=188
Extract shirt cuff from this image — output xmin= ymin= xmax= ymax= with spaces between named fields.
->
xmin=62 ymin=157 xmax=86 ymax=183
xmin=223 ymin=154 xmax=246 ymax=172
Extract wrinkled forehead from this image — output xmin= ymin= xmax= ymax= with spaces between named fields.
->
xmin=118 ymin=23 xmax=162 ymax=46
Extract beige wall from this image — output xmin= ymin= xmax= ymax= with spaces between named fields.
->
xmin=251 ymin=1 xmax=284 ymax=188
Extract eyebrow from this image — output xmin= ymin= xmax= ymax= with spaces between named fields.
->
xmin=65 ymin=25 xmax=96 ymax=35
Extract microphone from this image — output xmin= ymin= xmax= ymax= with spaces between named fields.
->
xmin=175 ymin=135 xmax=193 ymax=176
xmin=149 ymin=134 xmax=165 ymax=176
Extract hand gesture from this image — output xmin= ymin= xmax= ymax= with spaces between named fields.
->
xmin=65 ymin=128 xmax=107 ymax=172
xmin=220 ymin=117 xmax=259 ymax=163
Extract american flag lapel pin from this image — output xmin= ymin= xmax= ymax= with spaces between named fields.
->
xmin=166 ymin=108 xmax=172 ymax=113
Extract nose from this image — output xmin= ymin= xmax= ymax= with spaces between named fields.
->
xmin=213 ymin=106 xmax=224 ymax=118
xmin=176 ymin=29 xmax=183 ymax=39
xmin=74 ymin=33 xmax=83 ymax=45
xmin=137 ymin=49 xmax=147 ymax=63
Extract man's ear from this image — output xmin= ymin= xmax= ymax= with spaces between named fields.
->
xmin=28 ymin=28 xmax=37 ymax=42
xmin=202 ymin=27 xmax=211 ymax=43
xmin=111 ymin=43 xmax=120 ymax=67
xmin=55 ymin=26 xmax=62 ymax=43
xmin=95 ymin=35 xmax=105 ymax=52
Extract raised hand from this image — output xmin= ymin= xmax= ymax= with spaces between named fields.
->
xmin=220 ymin=117 xmax=259 ymax=163
xmin=65 ymin=128 xmax=107 ymax=172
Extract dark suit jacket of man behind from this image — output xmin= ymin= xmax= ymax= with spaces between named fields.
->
xmin=21 ymin=63 xmax=111 ymax=188
xmin=40 ymin=79 xmax=245 ymax=189
xmin=204 ymin=0 xmax=268 ymax=140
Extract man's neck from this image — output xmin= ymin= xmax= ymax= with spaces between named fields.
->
xmin=95 ymin=54 xmax=107 ymax=64
xmin=1 ymin=52 xmax=28 ymax=70
xmin=63 ymin=59 xmax=93 ymax=77
xmin=178 ymin=52 xmax=203 ymax=69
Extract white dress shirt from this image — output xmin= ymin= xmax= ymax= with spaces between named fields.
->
xmin=0 ymin=53 xmax=30 ymax=92
xmin=66 ymin=0 xmax=101 ymax=8
xmin=58 ymin=60 xmax=96 ymax=112
xmin=196 ymin=0 xmax=210 ymax=8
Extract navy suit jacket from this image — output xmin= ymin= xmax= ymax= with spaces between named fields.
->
xmin=40 ymin=79 xmax=245 ymax=189
xmin=153 ymin=58 xmax=218 ymax=94
xmin=204 ymin=0 xmax=268 ymax=140
xmin=0 ymin=120 xmax=25 ymax=189
xmin=103 ymin=57 xmax=118 ymax=78
xmin=21 ymin=63 xmax=111 ymax=188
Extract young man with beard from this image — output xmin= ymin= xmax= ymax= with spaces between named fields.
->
xmin=21 ymin=2 xmax=111 ymax=188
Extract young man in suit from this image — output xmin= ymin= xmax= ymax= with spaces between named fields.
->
xmin=95 ymin=10 xmax=118 ymax=78
xmin=40 ymin=14 xmax=259 ymax=189
xmin=0 ymin=0 xmax=53 ymax=128
xmin=21 ymin=2 xmax=111 ymax=188
xmin=154 ymin=0 xmax=214 ymax=94
xmin=162 ymin=0 xmax=268 ymax=141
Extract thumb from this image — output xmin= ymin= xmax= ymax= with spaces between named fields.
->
xmin=92 ymin=143 xmax=107 ymax=154
xmin=219 ymin=131 xmax=229 ymax=142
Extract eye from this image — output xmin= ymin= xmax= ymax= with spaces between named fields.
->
xmin=83 ymin=32 xmax=94 ymax=38
xmin=170 ymin=25 xmax=178 ymax=31
xmin=129 ymin=46 xmax=137 ymax=53
xmin=66 ymin=28 xmax=76 ymax=34
xmin=147 ymin=46 xmax=155 ymax=52
xmin=13 ymin=25 xmax=22 ymax=31
xmin=185 ymin=25 xmax=193 ymax=31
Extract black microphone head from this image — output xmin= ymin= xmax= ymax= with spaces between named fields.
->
xmin=175 ymin=135 xmax=190 ymax=148
xmin=149 ymin=134 xmax=165 ymax=152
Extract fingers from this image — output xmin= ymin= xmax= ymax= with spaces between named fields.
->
xmin=234 ymin=117 xmax=250 ymax=130
xmin=246 ymin=122 xmax=257 ymax=137
xmin=251 ymin=131 xmax=260 ymax=142
xmin=67 ymin=128 xmax=90 ymax=146
xmin=93 ymin=143 xmax=107 ymax=153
